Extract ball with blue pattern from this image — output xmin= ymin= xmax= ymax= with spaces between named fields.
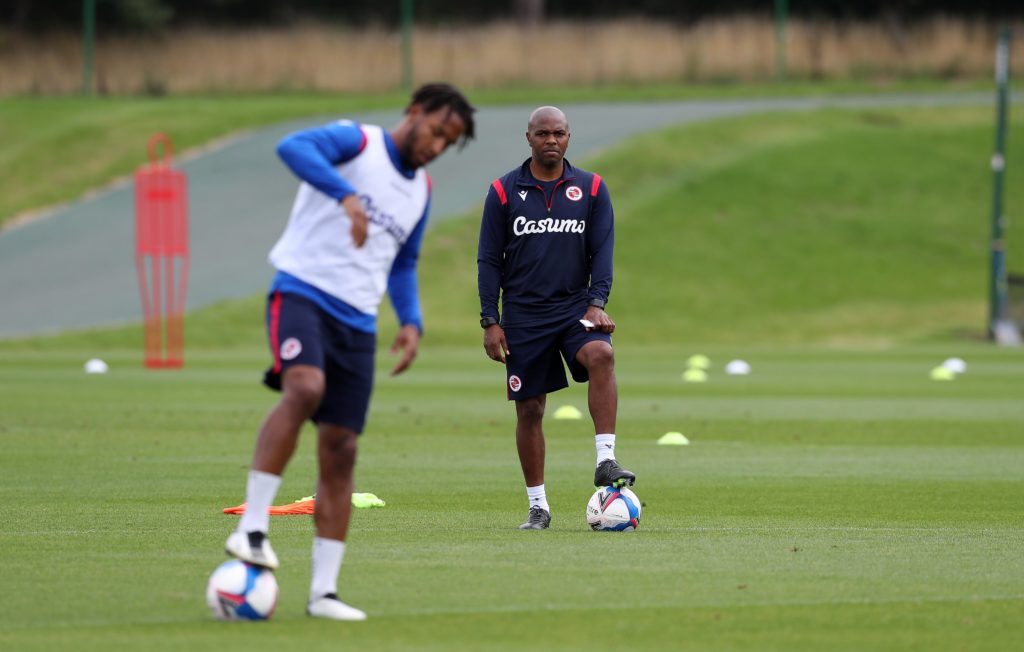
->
xmin=206 ymin=559 xmax=278 ymax=620
xmin=586 ymin=486 xmax=642 ymax=532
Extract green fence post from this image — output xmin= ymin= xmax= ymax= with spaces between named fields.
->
xmin=401 ymin=0 xmax=414 ymax=92
xmin=82 ymin=0 xmax=96 ymax=95
xmin=988 ymin=27 xmax=1012 ymax=340
xmin=774 ymin=0 xmax=788 ymax=81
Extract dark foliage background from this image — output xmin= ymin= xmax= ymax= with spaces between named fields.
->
xmin=3 ymin=0 xmax=1022 ymax=33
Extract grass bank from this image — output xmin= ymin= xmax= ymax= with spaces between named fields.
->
xmin=0 ymin=81 xmax=996 ymax=226
xmin=3 ymin=104 xmax=1021 ymax=352
xmin=416 ymin=105 xmax=1023 ymax=346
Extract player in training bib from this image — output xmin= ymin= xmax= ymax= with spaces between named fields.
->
xmin=224 ymin=83 xmax=475 ymax=620
xmin=477 ymin=106 xmax=635 ymax=530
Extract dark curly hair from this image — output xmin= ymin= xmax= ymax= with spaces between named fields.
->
xmin=406 ymin=82 xmax=476 ymax=148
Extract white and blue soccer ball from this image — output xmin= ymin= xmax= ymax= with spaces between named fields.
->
xmin=206 ymin=559 xmax=278 ymax=621
xmin=586 ymin=486 xmax=642 ymax=532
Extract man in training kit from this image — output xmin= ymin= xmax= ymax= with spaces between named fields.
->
xmin=225 ymin=83 xmax=475 ymax=620
xmin=477 ymin=106 xmax=634 ymax=531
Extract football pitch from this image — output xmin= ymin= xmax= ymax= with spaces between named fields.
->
xmin=1 ymin=343 xmax=1022 ymax=651
xmin=3 ymin=98 xmax=1023 ymax=649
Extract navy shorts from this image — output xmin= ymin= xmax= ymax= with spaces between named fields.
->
xmin=503 ymin=315 xmax=612 ymax=401
xmin=262 ymin=292 xmax=376 ymax=433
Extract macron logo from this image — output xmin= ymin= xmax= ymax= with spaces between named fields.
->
xmin=513 ymin=215 xmax=586 ymax=236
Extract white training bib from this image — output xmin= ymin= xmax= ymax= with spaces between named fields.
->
xmin=269 ymin=123 xmax=429 ymax=315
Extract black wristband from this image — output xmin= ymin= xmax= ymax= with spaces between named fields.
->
xmin=480 ymin=316 xmax=499 ymax=328
xmin=587 ymin=298 xmax=606 ymax=309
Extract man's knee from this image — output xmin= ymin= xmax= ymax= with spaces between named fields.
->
xmin=516 ymin=396 xmax=545 ymax=424
xmin=319 ymin=426 xmax=358 ymax=472
xmin=578 ymin=341 xmax=614 ymax=371
xmin=281 ymin=365 xmax=325 ymax=415
xmin=321 ymin=429 xmax=357 ymax=456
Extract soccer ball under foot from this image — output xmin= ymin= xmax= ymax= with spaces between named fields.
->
xmin=586 ymin=486 xmax=641 ymax=532
xmin=206 ymin=559 xmax=278 ymax=620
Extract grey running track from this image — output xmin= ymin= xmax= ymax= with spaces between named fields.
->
xmin=0 ymin=93 xmax=1009 ymax=337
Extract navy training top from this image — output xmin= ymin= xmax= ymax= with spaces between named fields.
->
xmin=477 ymin=158 xmax=614 ymax=327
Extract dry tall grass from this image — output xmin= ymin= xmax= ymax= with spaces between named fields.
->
xmin=1 ymin=17 xmax=1021 ymax=95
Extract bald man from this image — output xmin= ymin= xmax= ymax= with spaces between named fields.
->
xmin=477 ymin=106 xmax=635 ymax=530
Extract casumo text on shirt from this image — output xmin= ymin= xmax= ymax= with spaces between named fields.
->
xmin=512 ymin=215 xmax=587 ymax=235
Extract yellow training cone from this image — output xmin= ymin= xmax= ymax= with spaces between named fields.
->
xmin=682 ymin=368 xmax=708 ymax=383
xmin=352 ymin=493 xmax=386 ymax=508
xmin=657 ymin=432 xmax=690 ymax=446
xmin=686 ymin=354 xmax=711 ymax=370
xmin=553 ymin=405 xmax=584 ymax=420
xmin=930 ymin=366 xmax=955 ymax=381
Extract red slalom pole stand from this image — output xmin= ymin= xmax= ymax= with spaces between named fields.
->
xmin=135 ymin=133 xmax=189 ymax=368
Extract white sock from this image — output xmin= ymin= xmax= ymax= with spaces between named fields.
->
xmin=237 ymin=470 xmax=282 ymax=534
xmin=526 ymin=484 xmax=549 ymax=512
xmin=310 ymin=537 xmax=346 ymax=601
xmin=595 ymin=434 xmax=616 ymax=464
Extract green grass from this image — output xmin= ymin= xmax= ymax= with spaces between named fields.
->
xmin=2 ymin=101 xmax=1023 ymax=649
xmin=14 ymin=103 xmax=1012 ymax=351
xmin=605 ymin=106 xmax=1024 ymax=342
xmin=414 ymin=105 xmax=1024 ymax=345
xmin=0 ymin=93 xmax=400 ymax=226
xmin=1 ymin=343 xmax=1022 ymax=651
xmin=0 ymin=78 xmax=995 ymax=226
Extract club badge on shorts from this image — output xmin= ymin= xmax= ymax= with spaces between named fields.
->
xmin=508 ymin=375 xmax=522 ymax=392
xmin=565 ymin=185 xmax=583 ymax=202
xmin=280 ymin=337 xmax=303 ymax=360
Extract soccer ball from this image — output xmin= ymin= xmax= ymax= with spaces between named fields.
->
xmin=586 ymin=486 xmax=641 ymax=532
xmin=206 ymin=559 xmax=278 ymax=621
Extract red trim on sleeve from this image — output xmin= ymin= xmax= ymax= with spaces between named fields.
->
xmin=269 ymin=292 xmax=283 ymax=373
xmin=590 ymin=174 xmax=602 ymax=197
xmin=357 ymin=126 xmax=368 ymax=154
xmin=491 ymin=179 xmax=508 ymax=206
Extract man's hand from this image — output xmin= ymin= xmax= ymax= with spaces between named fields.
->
xmin=389 ymin=324 xmax=420 ymax=376
xmin=341 ymin=194 xmax=369 ymax=248
xmin=483 ymin=324 xmax=510 ymax=363
xmin=584 ymin=306 xmax=615 ymax=333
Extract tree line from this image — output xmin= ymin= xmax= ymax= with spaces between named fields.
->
xmin=3 ymin=0 xmax=1021 ymax=33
